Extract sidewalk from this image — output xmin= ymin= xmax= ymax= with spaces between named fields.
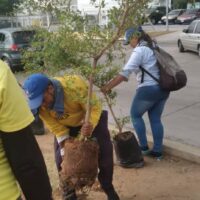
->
xmin=37 ymin=132 xmax=200 ymax=200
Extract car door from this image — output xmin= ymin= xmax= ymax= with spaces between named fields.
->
xmin=182 ymin=21 xmax=197 ymax=50
xmin=192 ymin=21 xmax=200 ymax=52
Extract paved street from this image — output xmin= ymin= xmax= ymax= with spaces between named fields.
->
xmin=155 ymin=30 xmax=200 ymax=148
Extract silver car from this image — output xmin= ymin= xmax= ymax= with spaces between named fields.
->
xmin=0 ymin=28 xmax=35 ymax=72
xmin=177 ymin=19 xmax=200 ymax=57
xmin=161 ymin=9 xmax=185 ymax=24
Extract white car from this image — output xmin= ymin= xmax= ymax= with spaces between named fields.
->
xmin=177 ymin=19 xmax=200 ymax=57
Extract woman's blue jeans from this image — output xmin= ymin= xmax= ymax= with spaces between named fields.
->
xmin=131 ymin=85 xmax=169 ymax=153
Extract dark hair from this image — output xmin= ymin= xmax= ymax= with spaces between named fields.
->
xmin=138 ymin=30 xmax=155 ymax=49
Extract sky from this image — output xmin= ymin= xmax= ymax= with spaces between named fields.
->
xmin=76 ymin=0 xmax=119 ymax=11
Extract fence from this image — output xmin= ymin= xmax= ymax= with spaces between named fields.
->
xmin=0 ymin=15 xmax=58 ymax=29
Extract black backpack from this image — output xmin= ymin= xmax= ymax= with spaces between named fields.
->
xmin=140 ymin=46 xmax=187 ymax=91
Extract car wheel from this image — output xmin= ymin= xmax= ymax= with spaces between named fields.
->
xmin=151 ymin=18 xmax=157 ymax=25
xmin=178 ymin=40 xmax=184 ymax=53
xmin=2 ymin=58 xmax=15 ymax=73
xmin=198 ymin=46 xmax=200 ymax=57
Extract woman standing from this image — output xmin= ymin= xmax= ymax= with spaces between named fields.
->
xmin=101 ymin=26 xmax=169 ymax=159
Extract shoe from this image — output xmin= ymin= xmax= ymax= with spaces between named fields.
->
xmin=104 ymin=186 xmax=120 ymax=200
xmin=141 ymin=146 xmax=150 ymax=155
xmin=149 ymin=151 xmax=163 ymax=160
xmin=120 ymin=159 xmax=144 ymax=168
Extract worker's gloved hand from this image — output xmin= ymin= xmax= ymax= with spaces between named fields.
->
xmin=80 ymin=122 xmax=93 ymax=137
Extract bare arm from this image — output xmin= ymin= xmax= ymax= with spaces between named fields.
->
xmin=101 ymin=74 xmax=128 ymax=93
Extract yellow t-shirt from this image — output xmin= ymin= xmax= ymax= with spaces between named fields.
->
xmin=0 ymin=61 xmax=34 ymax=199
xmin=0 ymin=60 xmax=34 ymax=132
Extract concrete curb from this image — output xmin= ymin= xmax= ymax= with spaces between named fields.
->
xmin=109 ymin=125 xmax=200 ymax=164
xmin=162 ymin=138 xmax=200 ymax=164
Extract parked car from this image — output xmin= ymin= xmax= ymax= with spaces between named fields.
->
xmin=0 ymin=28 xmax=35 ymax=72
xmin=176 ymin=8 xmax=200 ymax=24
xmin=161 ymin=9 xmax=185 ymax=24
xmin=177 ymin=19 xmax=200 ymax=56
xmin=145 ymin=6 xmax=170 ymax=24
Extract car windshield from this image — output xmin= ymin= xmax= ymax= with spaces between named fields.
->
xmin=184 ymin=9 xmax=197 ymax=14
xmin=169 ymin=10 xmax=180 ymax=15
xmin=12 ymin=31 xmax=35 ymax=44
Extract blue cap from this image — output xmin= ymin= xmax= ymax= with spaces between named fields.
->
xmin=123 ymin=26 xmax=143 ymax=45
xmin=23 ymin=73 xmax=50 ymax=110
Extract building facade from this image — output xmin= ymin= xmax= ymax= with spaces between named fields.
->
xmin=148 ymin=0 xmax=172 ymax=8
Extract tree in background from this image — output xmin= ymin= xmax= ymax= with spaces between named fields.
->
xmin=172 ymin=0 xmax=187 ymax=9
xmin=16 ymin=0 xmax=69 ymax=28
xmin=0 ymin=0 xmax=20 ymax=15
xmin=187 ymin=0 xmax=200 ymax=8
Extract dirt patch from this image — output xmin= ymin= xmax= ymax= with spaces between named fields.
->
xmin=147 ymin=31 xmax=176 ymax=38
xmin=36 ymin=133 xmax=200 ymax=200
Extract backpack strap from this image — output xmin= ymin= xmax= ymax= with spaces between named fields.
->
xmin=140 ymin=67 xmax=145 ymax=83
xmin=139 ymin=66 xmax=160 ymax=83
xmin=138 ymin=41 xmax=160 ymax=84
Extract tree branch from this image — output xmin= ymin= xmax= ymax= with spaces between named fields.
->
xmin=94 ymin=0 xmax=131 ymax=61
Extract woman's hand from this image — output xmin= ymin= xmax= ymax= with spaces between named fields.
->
xmin=101 ymin=75 xmax=127 ymax=94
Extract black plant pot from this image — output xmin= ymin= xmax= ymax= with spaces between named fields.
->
xmin=113 ymin=131 xmax=144 ymax=168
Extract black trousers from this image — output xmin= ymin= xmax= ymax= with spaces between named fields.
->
xmin=54 ymin=110 xmax=114 ymax=192
xmin=0 ymin=125 xmax=52 ymax=200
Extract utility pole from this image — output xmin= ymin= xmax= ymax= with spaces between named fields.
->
xmin=166 ymin=0 xmax=169 ymax=32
